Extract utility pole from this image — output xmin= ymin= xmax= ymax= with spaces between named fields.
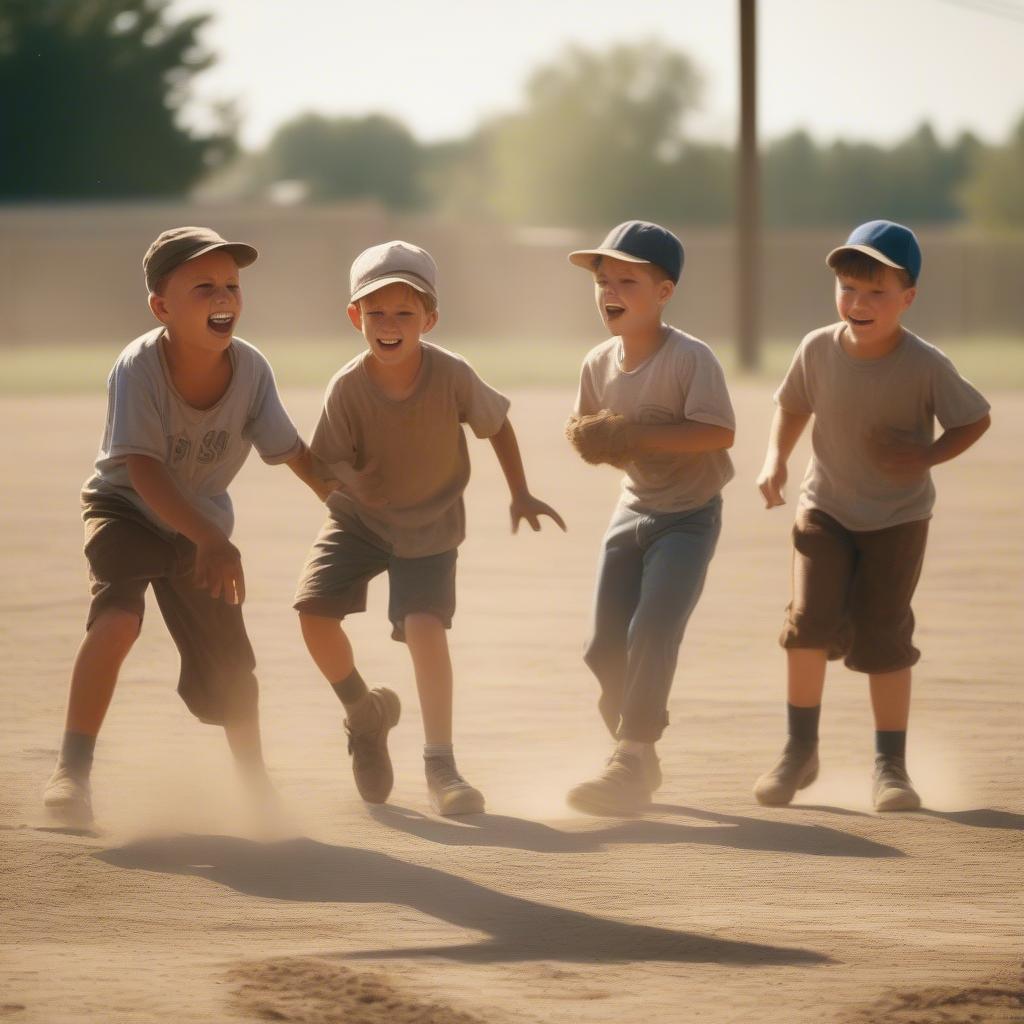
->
xmin=738 ymin=0 xmax=761 ymax=370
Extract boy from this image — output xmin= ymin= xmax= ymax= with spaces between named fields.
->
xmin=564 ymin=220 xmax=736 ymax=815
xmin=43 ymin=226 xmax=325 ymax=827
xmin=295 ymin=240 xmax=564 ymax=816
xmin=753 ymin=220 xmax=991 ymax=812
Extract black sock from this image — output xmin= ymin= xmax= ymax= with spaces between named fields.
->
xmin=59 ymin=731 xmax=96 ymax=778
xmin=875 ymin=730 xmax=906 ymax=758
xmin=787 ymin=703 xmax=821 ymax=746
xmin=331 ymin=669 xmax=368 ymax=708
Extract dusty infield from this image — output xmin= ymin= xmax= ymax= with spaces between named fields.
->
xmin=1 ymin=384 xmax=1021 ymax=1024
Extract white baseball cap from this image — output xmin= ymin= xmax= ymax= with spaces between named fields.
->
xmin=349 ymin=240 xmax=438 ymax=303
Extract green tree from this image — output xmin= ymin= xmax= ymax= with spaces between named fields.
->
xmin=257 ymin=113 xmax=423 ymax=207
xmin=962 ymin=116 xmax=1024 ymax=228
xmin=0 ymin=0 xmax=232 ymax=199
xmin=483 ymin=41 xmax=706 ymax=226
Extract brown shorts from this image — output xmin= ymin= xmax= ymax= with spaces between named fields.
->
xmin=293 ymin=516 xmax=457 ymax=642
xmin=780 ymin=507 xmax=929 ymax=674
xmin=82 ymin=494 xmax=258 ymax=725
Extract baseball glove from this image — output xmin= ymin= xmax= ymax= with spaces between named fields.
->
xmin=565 ymin=411 xmax=633 ymax=468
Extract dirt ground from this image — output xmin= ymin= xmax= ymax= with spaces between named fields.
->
xmin=1 ymin=384 xmax=1021 ymax=1024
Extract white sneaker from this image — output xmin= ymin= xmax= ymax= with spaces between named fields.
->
xmin=43 ymin=766 xmax=93 ymax=827
xmin=425 ymin=756 xmax=485 ymax=816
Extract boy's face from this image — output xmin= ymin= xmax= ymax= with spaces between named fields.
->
xmin=148 ymin=250 xmax=242 ymax=352
xmin=592 ymin=256 xmax=674 ymax=336
xmin=835 ymin=267 xmax=916 ymax=344
xmin=347 ymin=282 xmax=437 ymax=368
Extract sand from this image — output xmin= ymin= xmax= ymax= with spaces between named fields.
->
xmin=1 ymin=384 xmax=1021 ymax=1024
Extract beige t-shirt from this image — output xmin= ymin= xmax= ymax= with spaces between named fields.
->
xmin=575 ymin=326 xmax=736 ymax=513
xmin=82 ymin=328 xmax=301 ymax=537
xmin=776 ymin=323 xmax=991 ymax=531
xmin=311 ymin=342 xmax=510 ymax=558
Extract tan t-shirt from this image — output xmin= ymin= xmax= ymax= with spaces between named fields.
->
xmin=575 ymin=326 xmax=735 ymax=513
xmin=776 ymin=323 xmax=991 ymax=531
xmin=311 ymin=342 xmax=510 ymax=557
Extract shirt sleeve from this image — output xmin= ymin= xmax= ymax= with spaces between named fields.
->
xmin=573 ymin=358 xmax=600 ymax=416
xmin=104 ymin=359 xmax=167 ymax=462
xmin=454 ymin=358 xmax=510 ymax=438
xmin=248 ymin=354 xmax=302 ymax=464
xmin=774 ymin=338 xmax=814 ymax=415
xmin=309 ymin=378 xmax=358 ymax=476
xmin=930 ymin=352 xmax=991 ymax=430
xmin=683 ymin=348 xmax=736 ymax=430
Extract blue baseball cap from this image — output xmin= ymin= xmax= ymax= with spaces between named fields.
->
xmin=826 ymin=220 xmax=922 ymax=283
xmin=569 ymin=220 xmax=684 ymax=283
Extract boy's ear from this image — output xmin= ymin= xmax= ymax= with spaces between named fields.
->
xmin=658 ymin=279 xmax=676 ymax=306
xmin=901 ymin=286 xmax=917 ymax=311
xmin=148 ymin=291 xmax=170 ymax=324
xmin=346 ymin=302 xmax=362 ymax=330
xmin=421 ymin=308 xmax=439 ymax=335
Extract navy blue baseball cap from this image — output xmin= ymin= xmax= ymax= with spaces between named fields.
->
xmin=826 ymin=220 xmax=922 ymax=283
xmin=569 ymin=220 xmax=684 ymax=283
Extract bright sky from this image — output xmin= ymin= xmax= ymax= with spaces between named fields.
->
xmin=170 ymin=0 xmax=1024 ymax=149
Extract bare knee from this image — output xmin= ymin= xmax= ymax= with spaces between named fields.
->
xmin=88 ymin=608 xmax=141 ymax=656
xmin=299 ymin=611 xmax=339 ymax=641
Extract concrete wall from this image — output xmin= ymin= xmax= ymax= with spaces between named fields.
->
xmin=0 ymin=204 xmax=1021 ymax=346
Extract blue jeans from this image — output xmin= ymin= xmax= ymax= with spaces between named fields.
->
xmin=584 ymin=496 xmax=723 ymax=743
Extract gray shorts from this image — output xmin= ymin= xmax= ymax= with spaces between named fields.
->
xmin=293 ymin=516 xmax=457 ymax=642
xmin=81 ymin=493 xmax=258 ymax=726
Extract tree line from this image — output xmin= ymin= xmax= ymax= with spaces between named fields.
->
xmin=3 ymin=0 xmax=1022 ymax=229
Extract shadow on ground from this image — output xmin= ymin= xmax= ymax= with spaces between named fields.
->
xmin=367 ymin=802 xmax=902 ymax=858
xmin=95 ymin=834 xmax=833 ymax=966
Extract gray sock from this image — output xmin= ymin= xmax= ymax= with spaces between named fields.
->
xmin=58 ymin=731 xmax=96 ymax=779
xmin=424 ymin=743 xmax=454 ymax=762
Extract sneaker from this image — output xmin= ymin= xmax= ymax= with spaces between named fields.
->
xmin=344 ymin=687 xmax=401 ymax=804
xmin=567 ymin=751 xmax=652 ymax=816
xmin=753 ymin=740 xmax=819 ymax=806
xmin=873 ymin=755 xmax=921 ymax=812
xmin=42 ymin=765 xmax=93 ymax=827
xmin=425 ymin=756 xmax=485 ymax=816
xmin=641 ymin=747 xmax=663 ymax=793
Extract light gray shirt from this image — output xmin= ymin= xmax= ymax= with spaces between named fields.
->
xmin=82 ymin=328 xmax=301 ymax=537
xmin=776 ymin=323 xmax=991 ymax=531
xmin=311 ymin=342 xmax=511 ymax=558
xmin=574 ymin=326 xmax=736 ymax=513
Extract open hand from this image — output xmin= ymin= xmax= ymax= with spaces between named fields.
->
xmin=510 ymin=492 xmax=567 ymax=534
xmin=194 ymin=533 xmax=245 ymax=604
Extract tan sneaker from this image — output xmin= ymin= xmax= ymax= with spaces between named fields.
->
xmin=567 ymin=751 xmax=652 ymax=816
xmin=873 ymin=755 xmax=921 ymax=812
xmin=344 ymin=687 xmax=401 ymax=804
xmin=753 ymin=740 xmax=819 ymax=806
xmin=425 ymin=756 xmax=485 ymax=816
xmin=42 ymin=765 xmax=93 ymax=827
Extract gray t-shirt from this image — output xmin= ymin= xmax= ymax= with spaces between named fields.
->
xmin=311 ymin=342 xmax=511 ymax=558
xmin=82 ymin=328 xmax=301 ymax=537
xmin=776 ymin=323 xmax=991 ymax=531
xmin=574 ymin=326 xmax=736 ymax=513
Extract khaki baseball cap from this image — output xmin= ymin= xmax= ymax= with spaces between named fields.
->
xmin=349 ymin=240 xmax=438 ymax=303
xmin=143 ymin=226 xmax=258 ymax=292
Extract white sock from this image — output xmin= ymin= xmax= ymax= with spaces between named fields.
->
xmin=424 ymin=743 xmax=454 ymax=760
xmin=617 ymin=739 xmax=653 ymax=758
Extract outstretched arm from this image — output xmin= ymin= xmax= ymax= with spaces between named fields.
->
xmin=488 ymin=418 xmax=566 ymax=533
xmin=126 ymin=454 xmax=245 ymax=604
xmin=757 ymin=406 xmax=812 ymax=509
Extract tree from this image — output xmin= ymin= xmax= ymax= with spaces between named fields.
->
xmin=962 ymin=116 xmax=1024 ymax=228
xmin=0 ymin=0 xmax=232 ymax=199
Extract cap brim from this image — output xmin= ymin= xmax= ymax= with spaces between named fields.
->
xmin=568 ymin=248 xmax=650 ymax=271
xmin=350 ymin=273 xmax=436 ymax=303
xmin=188 ymin=241 xmax=259 ymax=269
xmin=825 ymin=244 xmax=903 ymax=271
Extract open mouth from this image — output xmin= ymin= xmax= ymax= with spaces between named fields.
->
xmin=207 ymin=312 xmax=234 ymax=335
xmin=376 ymin=337 xmax=402 ymax=350
xmin=604 ymin=304 xmax=625 ymax=321
xmin=848 ymin=316 xmax=874 ymax=328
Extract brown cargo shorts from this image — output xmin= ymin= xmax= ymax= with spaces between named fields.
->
xmin=780 ymin=506 xmax=929 ymax=674
xmin=293 ymin=516 xmax=457 ymax=642
xmin=82 ymin=493 xmax=258 ymax=725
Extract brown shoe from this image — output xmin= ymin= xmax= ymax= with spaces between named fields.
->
xmin=344 ymin=687 xmax=401 ymax=804
xmin=753 ymin=740 xmax=819 ymax=806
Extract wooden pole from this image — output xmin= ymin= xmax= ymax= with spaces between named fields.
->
xmin=738 ymin=0 xmax=761 ymax=370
